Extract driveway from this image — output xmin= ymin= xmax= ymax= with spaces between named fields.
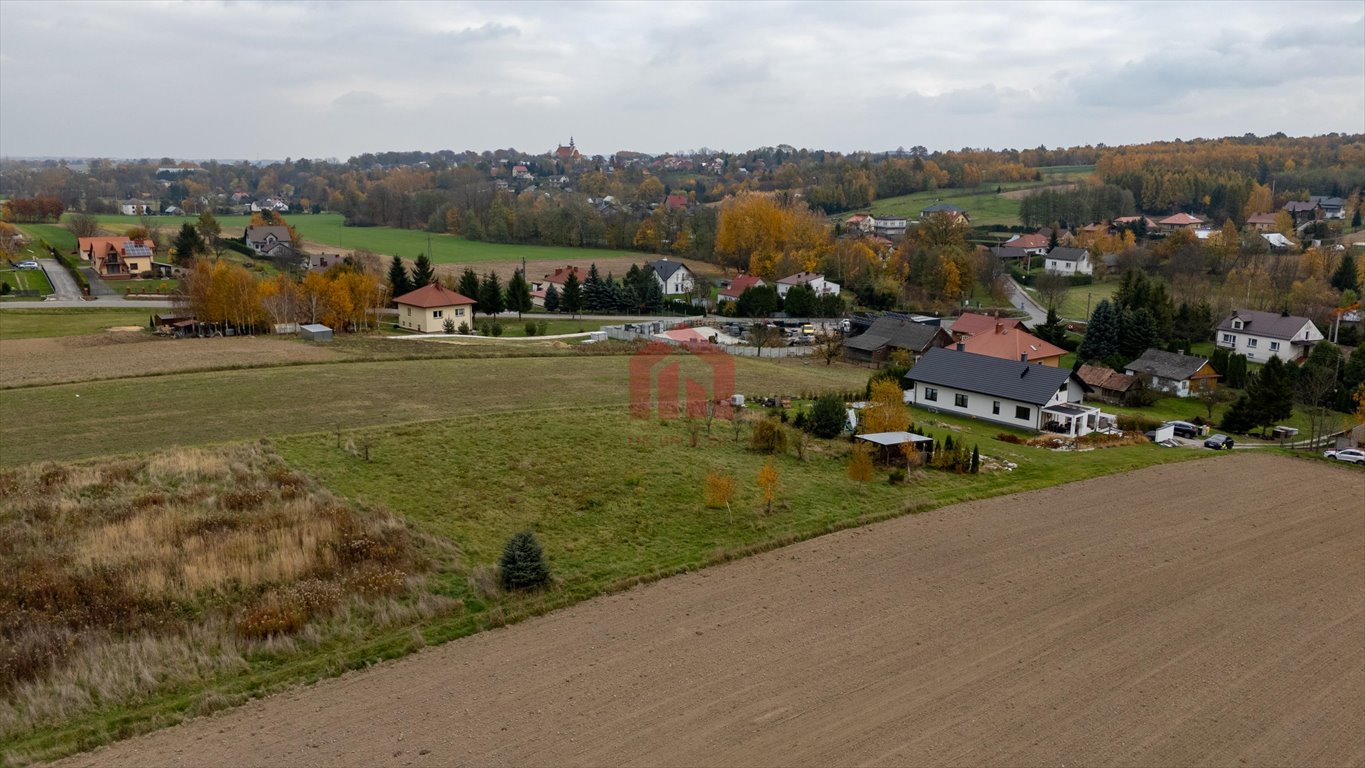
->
xmin=80 ymin=267 xmax=118 ymax=297
xmin=37 ymin=259 xmax=82 ymax=300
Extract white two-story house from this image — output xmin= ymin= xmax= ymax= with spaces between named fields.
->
xmin=648 ymin=258 xmax=695 ymax=295
xmin=1215 ymin=309 xmax=1322 ymax=363
xmin=903 ymin=346 xmax=1105 ymax=437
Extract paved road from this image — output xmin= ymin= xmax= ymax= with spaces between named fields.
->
xmin=1007 ymin=277 xmax=1049 ymax=325
xmin=37 ymin=259 xmax=82 ymax=300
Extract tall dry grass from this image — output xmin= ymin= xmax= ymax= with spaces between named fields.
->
xmin=0 ymin=443 xmax=452 ymax=744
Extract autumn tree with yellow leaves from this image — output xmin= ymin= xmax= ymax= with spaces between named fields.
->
xmin=714 ymin=192 xmax=832 ymax=278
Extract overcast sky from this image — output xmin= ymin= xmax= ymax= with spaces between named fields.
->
xmin=2 ymin=0 xmax=1362 ymax=161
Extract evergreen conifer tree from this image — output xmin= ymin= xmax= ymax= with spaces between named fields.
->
xmin=505 ymin=268 xmax=533 ymax=317
xmin=409 ymin=253 xmax=436 ymax=287
xmin=499 ymin=531 xmax=551 ymax=590
xmin=479 ymin=271 xmax=506 ymax=317
xmin=544 ymin=283 xmax=561 ymax=313
xmin=561 ymin=272 xmax=583 ymax=317
xmin=387 ymin=255 xmax=412 ymax=301
xmin=458 ymin=267 xmax=481 ymax=318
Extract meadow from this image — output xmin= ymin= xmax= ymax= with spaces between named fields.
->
xmin=0 ymin=308 xmax=154 ymax=340
xmin=867 ymin=165 xmax=1095 ymax=228
xmin=2 ymin=396 xmax=1205 ymax=764
xmin=86 ymin=213 xmax=647 ymax=266
xmin=0 ymin=352 xmax=868 ymax=465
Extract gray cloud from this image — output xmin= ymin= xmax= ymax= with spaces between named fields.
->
xmin=0 ymin=0 xmax=1360 ymax=160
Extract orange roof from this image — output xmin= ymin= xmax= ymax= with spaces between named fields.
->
xmin=719 ymin=274 xmax=764 ymax=298
xmin=539 ymin=266 xmax=582 ymax=285
xmin=951 ymin=312 xmax=1024 ymax=338
xmin=1005 ymin=233 xmax=1049 ymax=249
xmin=77 ymin=236 xmax=141 ymax=257
xmin=1246 ymin=213 xmax=1278 ymax=225
xmin=959 ymin=326 xmax=1065 ymax=362
xmin=1158 ymin=213 xmax=1204 ymax=225
xmin=393 ymin=283 xmax=475 ymax=308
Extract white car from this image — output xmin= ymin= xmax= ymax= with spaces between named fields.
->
xmin=1323 ymin=448 xmax=1365 ymax=465
xmin=16 ymin=260 xmax=39 ymax=269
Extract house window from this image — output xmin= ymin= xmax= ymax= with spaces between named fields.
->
xmin=992 ymin=401 xmax=1000 ymax=415
xmin=1221 ymin=333 xmax=1235 ymax=344
xmin=1269 ymin=341 xmax=1279 ymax=351
xmin=433 ymin=310 xmax=443 ymax=319
xmin=1015 ymin=405 xmax=1030 ymax=420
xmin=1232 ymin=319 xmax=1243 ymax=330
xmin=1246 ymin=338 xmax=1257 ymax=348
xmin=456 ymin=308 xmax=465 ymax=317
xmin=406 ymin=308 xmax=411 ymax=316
xmin=954 ymin=393 xmax=968 ymax=408
xmin=923 ymin=387 xmax=938 ymax=402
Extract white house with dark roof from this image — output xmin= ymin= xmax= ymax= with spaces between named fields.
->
xmin=647 ymin=258 xmax=695 ymax=295
xmin=1215 ymin=309 xmax=1322 ymax=363
xmin=1043 ymin=247 xmax=1092 ymax=275
xmin=904 ymin=346 xmax=1110 ymax=436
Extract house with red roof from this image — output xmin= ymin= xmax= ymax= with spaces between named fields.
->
xmin=1157 ymin=213 xmax=1205 ymax=232
xmin=77 ymin=236 xmax=156 ymax=278
xmin=948 ymin=312 xmax=1026 ymax=341
xmin=532 ymin=266 xmax=583 ymax=293
xmin=1002 ymin=233 xmax=1050 ymax=254
xmin=1245 ymin=213 xmax=1279 ymax=232
xmin=718 ymin=274 xmax=765 ymax=302
xmin=393 ymin=283 xmax=475 ymax=333
xmin=958 ymin=324 xmax=1066 ymax=367
xmin=664 ymin=194 xmax=689 ymax=210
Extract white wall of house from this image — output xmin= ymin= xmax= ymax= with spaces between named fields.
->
xmin=777 ymin=277 xmax=841 ymax=298
xmin=1127 ymin=371 xmax=1190 ymax=397
xmin=398 ymin=304 xmax=471 ymax=333
xmin=905 ymin=378 xmax=1081 ymax=431
xmin=1044 ymin=255 xmax=1092 ymax=275
xmin=1215 ymin=322 xmax=1322 ymax=363
xmin=654 ymin=266 xmax=694 ymax=295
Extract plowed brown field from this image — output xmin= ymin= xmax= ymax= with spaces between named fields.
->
xmin=57 ymin=453 xmax=1365 ymax=768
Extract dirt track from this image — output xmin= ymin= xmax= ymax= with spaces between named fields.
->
xmin=58 ymin=454 xmax=1365 ymax=767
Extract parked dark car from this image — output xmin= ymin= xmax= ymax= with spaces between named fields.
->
xmin=1203 ymin=434 xmax=1234 ymax=450
xmin=1167 ymin=421 xmax=1199 ymax=439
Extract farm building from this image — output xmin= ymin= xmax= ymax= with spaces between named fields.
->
xmin=844 ymin=317 xmax=952 ymax=366
xmin=1076 ymin=364 xmax=1139 ymax=405
xmin=300 ymin=324 xmax=333 ymax=342
xmin=1123 ymin=349 xmax=1218 ymax=397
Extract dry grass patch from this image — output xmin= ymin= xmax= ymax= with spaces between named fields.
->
xmin=0 ymin=444 xmax=454 ymax=744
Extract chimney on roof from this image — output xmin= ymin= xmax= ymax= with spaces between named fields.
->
xmin=996 ymin=322 xmax=1004 ymax=334
xmin=956 ymin=342 xmax=965 ymax=351
xmin=1020 ymin=353 xmax=1029 ymax=362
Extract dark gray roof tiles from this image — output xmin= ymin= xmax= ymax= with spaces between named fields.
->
xmin=904 ymin=346 xmax=1082 ymax=405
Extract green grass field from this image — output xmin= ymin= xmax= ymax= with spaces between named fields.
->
xmin=867 ymin=165 xmax=1095 ymax=228
xmin=0 ymin=307 xmax=152 ymax=340
xmin=0 ymin=267 xmax=53 ymax=297
xmin=0 ymin=353 xmax=865 ymax=466
xmin=1054 ymin=280 xmax=1117 ymax=320
xmin=85 ymin=213 xmax=650 ymax=266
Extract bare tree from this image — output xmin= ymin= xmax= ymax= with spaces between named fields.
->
xmin=748 ymin=323 xmax=781 ymax=357
xmin=1295 ymin=363 xmax=1341 ymax=449
xmin=1195 ymin=383 xmax=1234 ymax=421
xmin=1034 ymin=271 xmax=1070 ymax=313
xmin=63 ymin=213 xmax=100 ymax=238
xmin=815 ymin=331 xmax=843 ymax=365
